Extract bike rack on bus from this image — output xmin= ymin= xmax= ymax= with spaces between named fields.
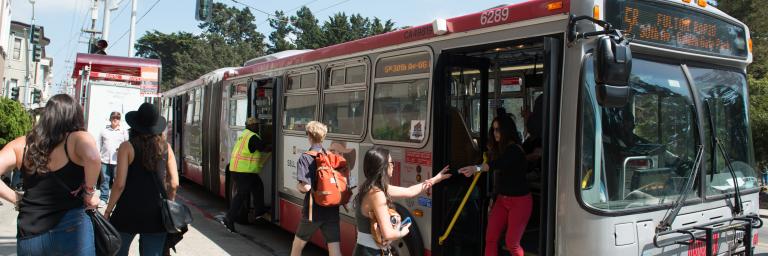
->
xmin=653 ymin=215 xmax=762 ymax=256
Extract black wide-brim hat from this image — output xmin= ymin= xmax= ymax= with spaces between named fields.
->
xmin=125 ymin=102 xmax=166 ymax=135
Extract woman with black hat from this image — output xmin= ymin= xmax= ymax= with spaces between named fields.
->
xmin=104 ymin=103 xmax=179 ymax=256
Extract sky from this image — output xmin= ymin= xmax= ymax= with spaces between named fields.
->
xmin=10 ymin=0 xmax=522 ymax=87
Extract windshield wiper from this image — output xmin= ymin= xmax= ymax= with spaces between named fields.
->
xmin=715 ymin=138 xmax=744 ymax=215
xmin=657 ymin=145 xmax=704 ymax=233
xmin=703 ymin=100 xmax=744 ymax=216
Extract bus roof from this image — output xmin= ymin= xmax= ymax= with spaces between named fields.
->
xmin=162 ymin=67 xmax=237 ymax=96
xmin=72 ymin=53 xmax=161 ymax=79
xmin=226 ymin=0 xmax=570 ymax=80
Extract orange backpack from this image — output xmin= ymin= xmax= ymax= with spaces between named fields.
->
xmin=305 ymin=150 xmax=352 ymax=210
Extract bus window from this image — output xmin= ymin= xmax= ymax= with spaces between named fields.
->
xmin=371 ymin=79 xmax=429 ymax=142
xmin=323 ymin=91 xmax=365 ymax=135
xmin=185 ymin=91 xmax=194 ymax=124
xmin=284 ymin=94 xmax=318 ymax=131
xmin=579 ymin=57 xmax=700 ymax=211
xmin=229 ymin=98 xmax=248 ymax=127
xmin=324 ymin=62 xmax=367 ymax=135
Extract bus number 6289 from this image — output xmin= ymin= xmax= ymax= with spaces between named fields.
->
xmin=480 ymin=8 xmax=510 ymax=25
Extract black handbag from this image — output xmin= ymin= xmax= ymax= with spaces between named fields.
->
xmin=87 ymin=209 xmax=122 ymax=256
xmin=50 ymin=173 xmax=121 ymax=256
xmin=150 ymin=170 xmax=193 ymax=234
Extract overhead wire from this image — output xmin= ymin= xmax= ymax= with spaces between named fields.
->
xmin=108 ymin=0 xmax=162 ymax=50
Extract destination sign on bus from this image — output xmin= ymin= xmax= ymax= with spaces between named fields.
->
xmin=605 ymin=0 xmax=748 ymax=58
xmin=376 ymin=52 xmax=431 ymax=78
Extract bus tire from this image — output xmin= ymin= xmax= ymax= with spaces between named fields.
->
xmin=390 ymin=203 xmax=425 ymax=256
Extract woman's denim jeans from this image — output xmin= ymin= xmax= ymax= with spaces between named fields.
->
xmin=117 ymin=232 xmax=167 ymax=256
xmin=17 ymin=207 xmax=95 ymax=256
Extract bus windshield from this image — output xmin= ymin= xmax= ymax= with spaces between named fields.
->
xmin=579 ymin=57 xmax=760 ymax=212
xmin=580 ymin=57 xmax=700 ymax=210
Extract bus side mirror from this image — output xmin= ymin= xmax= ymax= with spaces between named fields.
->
xmin=595 ymin=36 xmax=632 ymax=107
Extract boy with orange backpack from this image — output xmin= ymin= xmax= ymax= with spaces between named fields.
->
xmin=290 ymin=121 xmax=351 ymax=256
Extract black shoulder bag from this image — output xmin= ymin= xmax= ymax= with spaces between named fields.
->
xmin=50 ymin=172 xmax=122 ymax=256
xmin=150 ymin=169 xmax=193 ymax=234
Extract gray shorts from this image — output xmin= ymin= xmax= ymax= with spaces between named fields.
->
xmin=295 ymin=218 xmax=340 ymax=243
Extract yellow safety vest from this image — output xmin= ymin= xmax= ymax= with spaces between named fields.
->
xmin=229 ymin=129 xmax=264 ymax=173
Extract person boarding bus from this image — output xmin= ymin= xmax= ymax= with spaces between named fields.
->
xmin=221 ymin=117 xmax=270 ymax=232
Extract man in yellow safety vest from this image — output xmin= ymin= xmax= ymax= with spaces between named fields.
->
xmin=221 ymin=117 xmax=270 ymax=233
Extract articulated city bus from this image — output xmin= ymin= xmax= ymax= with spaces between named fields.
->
xmin=160 ymin=0 xmax=762 ymax=255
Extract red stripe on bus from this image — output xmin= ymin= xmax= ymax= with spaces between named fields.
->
xmin=183 ymin=161 xmax=204 ymax=185
xmin=226 ymin=0 xmax=569 ymax=79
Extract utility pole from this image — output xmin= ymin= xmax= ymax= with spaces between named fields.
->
xmin=101 ymin=0 xmax=122 ymax=41
xmin=83 ymin=0 xmax=101 ymax=53
xmin=127 ymin=0 xmax=136 ymax=57
xmin=23 ymin=0 xmax=35 ymax=108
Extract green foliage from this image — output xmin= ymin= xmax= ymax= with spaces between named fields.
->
xmin=139 ymin=3 xmax=398 ymax=90
xmin=0 ymin=98 xmax=32 ymax=146
xmin=134 ymin=31 xmax=200 ymax=90
xmin=268 ymin=11 xmax=296 ymax=53
xmin=749 ymin=76 xmax=768 ymax=166
xmin=292 ymin=6 xmax=324 ymax=50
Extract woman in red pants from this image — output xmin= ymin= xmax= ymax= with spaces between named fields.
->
xmin=459 ymin=108 xmax=532 ymax=256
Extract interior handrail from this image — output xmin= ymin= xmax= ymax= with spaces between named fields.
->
xmin=438 ymin=171 xmax=482 ymax=245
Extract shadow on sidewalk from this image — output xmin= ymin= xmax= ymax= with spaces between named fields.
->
xmin=170 ymin=179 xmax=326 ymax=256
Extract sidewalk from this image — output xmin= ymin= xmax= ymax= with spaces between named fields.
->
xmin=0 ymin=196 xmax=275 ymax=256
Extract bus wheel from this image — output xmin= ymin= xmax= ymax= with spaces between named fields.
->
xmin=390 ymin=204 xmax=424 ymax=256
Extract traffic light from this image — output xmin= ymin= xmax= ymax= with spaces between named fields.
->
xmin=32 ymin=44 xmax=41 ymax=62
xmin=29 ymin=25 xmax=41 ymax=46
xmin=31 ymin=89 xmax=41 ymax=104
xmin=10 ymin=87 xmax=19 ymax=101
xmin=195 ymin=0 xmax=213 ymax=21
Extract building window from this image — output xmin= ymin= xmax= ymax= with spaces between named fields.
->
xmin=12 ymin=38 xmax=21 ymax=60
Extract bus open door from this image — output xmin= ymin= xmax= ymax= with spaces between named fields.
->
xmin=433 ymin=35 xmax=562 ymax=256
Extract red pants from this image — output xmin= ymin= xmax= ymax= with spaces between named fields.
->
xmin=485 ymin=194 xmax=533 ymax=256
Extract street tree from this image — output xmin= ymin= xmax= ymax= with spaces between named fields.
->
xmin=268 ymin=10 xmax=296 ymax=53
xmin=292 ymin=6 xmax=324 ymax=49
xmin=0 ymin=98 xmax=32 ymax=147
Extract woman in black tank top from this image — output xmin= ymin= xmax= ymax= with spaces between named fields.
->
xmin=103 ymin=103 xmax=179 ymax=256
xmin=352 ymin=148 xmax=451 ymax=256
xmin=0 ymin=94 xmax=102 ymax=255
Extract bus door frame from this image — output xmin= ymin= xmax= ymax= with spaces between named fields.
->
xmin=540 ymin=36 xmax=563 ymax=256
xmin=432 ymin=53 xmax=490 ymax=256
xmin=246 ymin=76 xmax=281 ymax=223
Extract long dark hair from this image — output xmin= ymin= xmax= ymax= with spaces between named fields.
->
xmin=353 ymin=148 xmax=392 ymax=209
xmin=24 ymin=94 xmax=85 ymax=175
xmin=129 ymin=129 xmax=167 ymax=171
xmin=487 ymin=108 xmax=522 ymax=161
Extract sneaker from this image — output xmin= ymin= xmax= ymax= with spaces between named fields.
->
xmin=98 ymin=201 xmax=107 ymax=208
xmin=220 ymin=217 xmax=236 ymax=233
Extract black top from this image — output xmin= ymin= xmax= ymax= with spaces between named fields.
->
xmin=297 ymin=145 xmax=339 ymax=222
xmin=17 ymin=135 xmax=85 ymax=238
xmin=356 ymin=203 xmax=372 ymax=234
xmin=247 ymin=128 xmax=268 ymax=153
xmin=109 ymin=142 xmax=167 ymax=234
xmin=487 ymin=144 xmax=529 ymax=196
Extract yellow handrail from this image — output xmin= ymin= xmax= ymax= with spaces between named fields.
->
xmin=438 ymin=171 xmax=482 ymax=245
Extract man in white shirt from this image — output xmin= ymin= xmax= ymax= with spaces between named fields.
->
xmin=99 ymin=112 xmax=129 ymax=207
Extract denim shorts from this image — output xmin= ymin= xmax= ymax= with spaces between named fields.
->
xmin=18 ymin=207 xmax=95 ymax=256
